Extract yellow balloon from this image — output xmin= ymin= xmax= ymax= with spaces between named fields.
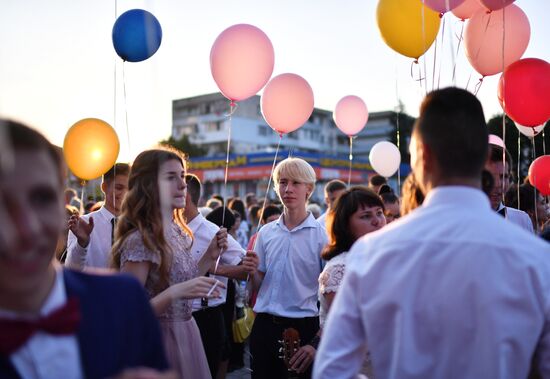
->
xmin=63 ymin=118 xmax=120 ymax=180
xmin=377 ymin=0 xmax=441 ymax=59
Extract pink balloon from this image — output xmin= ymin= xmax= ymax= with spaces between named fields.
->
xmin=210 ymin=24 xmax=274 ymax=102
xmin=478 ymin=0 xmax=515 ymax=11
xmin=261 ymin=74 xmax=314 ymax=135
xmin=452 ymin=0 xmax=484 ymax=20
xmin=424 ymin=0 xmax=466 ymax=13
xmin=333 ymin=96 xmax=369 ymax=137
xmin=464 ymin=4 xmax=530 ymax=76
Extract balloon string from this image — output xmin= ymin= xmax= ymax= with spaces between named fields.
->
xmin=395 ymin=67 xmax=401 ymax=195
xmin=452 ymin=21 xmax=464 ymax=85
xmin=410 ymin=60 xmax=425 ymax=87
xmin=473 ymin=77 xmax=484 ymax=96
xmin=532 ymin=137 xmax=539 ymax=231
xmin=122 ymin=62 xmax=131 ymax=155
xmin=79 ymin=180 xmax=86 ymax=216
xmin=465 ymin=71 xmax=473 ymax=92
xmin=501 ymin=113 xmax=506 ymax=205
xmin=215 ymin=101 xmax=235 ymax=276
xmin=348 ymin=138 xmax=354 ymax=186
xmin=543 ymin=129 xmax=547 ymax=156
xmin=472 ymin=14 xmax=492 ymax=68
xmin=420 ymin=1 xmax=428 ymax=95
xmin=432 ymin=24 xmax=438 ymax=92
xmin=517 ymin=134 xmax=521 ymax=210
xmin=437 ymin=14 xmax=445 ymax=90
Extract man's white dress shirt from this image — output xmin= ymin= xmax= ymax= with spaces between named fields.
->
xmin=254 ymin=213 xmax=327 ymax=318
xmin=0 ymin=266 xmax=83 ymax=379
xmin=497 ymin=202 xmax=535 ymax=233
xmin=314 ymin=186 xmax=550 ymax=379
xmin=65 ymin=206 xmax=116 ymax=270
xmin=188 ymin=213 xmax=244 ymax=311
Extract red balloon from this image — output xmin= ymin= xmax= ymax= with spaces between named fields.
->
xmin=529 ymin=155 xmax=550 ymax=196
xmin=497 ymin=58 xmax=550 ymax=127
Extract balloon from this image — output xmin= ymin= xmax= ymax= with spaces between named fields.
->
xmin=488 ymin=134 xmax=505 ymax=148
xmin=112 ymin=9 xmax=162 ymax=62
xmin=497 ymin=58 xmax=550 ymax=127
xmin=464 ymin=4 xmax=530 ymax=77
xmin=63 ymin=118 xmax=120 ymax=180
xmin=528 ymin=155 xmax=550 ymax=196
xmin=424 ymin=0 xmax=466 ymax=13
xmin=478 ymin=0 xmax=515 ymax=11
xmin=369 ymin=141 xmax=401 ymax=177
xmin=451 ymin=0 xmax=485 ymax=20
xmin=333 ymin=96 xmax=369 ymax=137
xmin=515 ymin=123 xmax=546 ymax=138
xmin=376 ymin=0 xmax=441 ymax=59
xmin=261 ymin=73 xmax=314 ymax=135
xmin=210 ymin=24 xmax=274 ymax=103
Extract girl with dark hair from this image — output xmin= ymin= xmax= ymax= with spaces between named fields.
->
xmin=318 ymin=186 xmax=386 ymax=378
xmin=111 ymin=147 xmax=228 ymax=379
xmin=228 ymin=198 xmax=249 ymax=248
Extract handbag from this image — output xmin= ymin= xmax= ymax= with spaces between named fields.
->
xmin=232 ymin=306 xmax=255 ymax=343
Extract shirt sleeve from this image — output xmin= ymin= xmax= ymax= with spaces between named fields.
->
xmin=118 ymin=231 xmax=161 ymax=269
xmin=65 ymin=230 xmax=87 ymax=270
xmin=313 ymin=253 xmax=368 ymax=378
xmin=255 ymin=228 xmax=267 ymax=273
xmin=221 ymin=234 xmax=245 ymax=266
xmin=319 ymin=263 xmax=345 ymax=295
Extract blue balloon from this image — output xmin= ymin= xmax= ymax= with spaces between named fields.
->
xmin=112 ymin=9 xmax=162 ymax=62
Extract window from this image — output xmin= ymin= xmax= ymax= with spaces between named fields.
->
xmin=258 ymin=125 xmax=269 ymax=136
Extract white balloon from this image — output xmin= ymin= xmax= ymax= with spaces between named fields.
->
xmin=369 ymin=141 xmax=401 ymax=178
xmin=515 ymin=123 xmax=546 ymax=138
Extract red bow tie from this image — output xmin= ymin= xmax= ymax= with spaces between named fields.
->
xmin=0 ymin=297 xmax=81 ymax=356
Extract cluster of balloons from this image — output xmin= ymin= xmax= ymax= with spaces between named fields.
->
xmin=209 ymin=24 xmax=315 ymax=136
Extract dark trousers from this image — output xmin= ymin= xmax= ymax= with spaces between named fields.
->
xmin=250 ymin=312 xmax=319 ymax=379
xmin=193 ymin=304 xmax=226 ymax=377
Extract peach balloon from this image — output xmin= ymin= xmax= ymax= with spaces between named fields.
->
xmin=333 ymin=96 xmax=369 ymax=137
xmin=478 ymin=0 xmax=515 ymax=11
xmin=210 ymin=24 xmax=274 ymax=102
xmin=452 ymin=0 xmax=484 ymax=20
xmin=261 ymin=73 xmax=314 ymax=135
xmin=63 ymin=118 xmax=120 ymax=180
xmin=464 ymin=4 xmax=530 ymax=76
xmin=424 ymin=0 xmax=465 ymax=13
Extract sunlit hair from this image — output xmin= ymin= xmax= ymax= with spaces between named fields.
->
xmin=400 ymin=173 xmax=425 ymax=216
xmin=322 ymin=186 xmax=385 ymax=261
xmin=111 ymin=146 xmax=192 ymax=292
xmin=273 ymin=157 xmax=316 ymax=199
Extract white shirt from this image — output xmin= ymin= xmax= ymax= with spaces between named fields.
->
xmin=254 ymin=213 xmax=327 ymax=318
xmin=317 ymin=211 xmax=328 ymax=228
xmin=65 ymin=206 xmax=116 ymax=270
xmin=0 ymin=266 xmax=83 ymax=379
xmin=497 ymin=202 xmax=535 ymax=234
xmin=188 ymin=213 xmax=244 ymax=311
xmin=314 ymin=186 xmax=550 ymax=379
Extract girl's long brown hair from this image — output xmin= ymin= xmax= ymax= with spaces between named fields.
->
xmin=110 ymin=147 xmax=192 ymax=291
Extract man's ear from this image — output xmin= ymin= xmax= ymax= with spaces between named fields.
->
xmin=420 ymin=140 xmax=434 ymax=173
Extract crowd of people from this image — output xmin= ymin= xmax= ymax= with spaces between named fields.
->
xmin=0 ymin=87 xmax=549 ymax=379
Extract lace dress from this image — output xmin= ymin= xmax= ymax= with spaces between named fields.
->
xmin=318 ymin=252 xmax=374 ymax=379
xmin=119 ymin=222 xmax=211 ymax=379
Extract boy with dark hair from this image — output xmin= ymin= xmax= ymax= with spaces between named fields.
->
xmin=66 ymin=162 xmax=130 ymax=269
xmin=0 ymin=120 xmax=169 ymax=378
xmin=317 ymin=179 xmax=347 ymax=226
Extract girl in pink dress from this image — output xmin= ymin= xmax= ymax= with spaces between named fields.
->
xmin=111 ymin=147 xmax=227 ymax=379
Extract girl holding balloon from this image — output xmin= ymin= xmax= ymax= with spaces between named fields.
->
xmin=111 ymin=147 xmax=228 ymax=379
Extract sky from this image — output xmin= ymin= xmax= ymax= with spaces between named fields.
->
xmin=1 ymin=0 xmax=549 ymax=162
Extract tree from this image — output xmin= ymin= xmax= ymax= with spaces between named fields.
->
xmin=159 ymin=135 xmax=208 ymax=158
xmin=486 ymin=114 xmax=550 ymax=181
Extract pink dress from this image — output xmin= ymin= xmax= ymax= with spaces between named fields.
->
xmin=119 ymin=222 xmax=211 ymax=379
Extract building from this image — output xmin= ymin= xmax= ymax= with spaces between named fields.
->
xmin=172 ymin=93 xmax=411 ymax=203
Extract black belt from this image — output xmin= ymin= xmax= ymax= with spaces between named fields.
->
xmin=259 ymin=313 xmax=318 ymax=327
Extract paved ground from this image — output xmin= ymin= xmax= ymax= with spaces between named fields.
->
xmin=227 ymin=344 xmax=251 ymax=379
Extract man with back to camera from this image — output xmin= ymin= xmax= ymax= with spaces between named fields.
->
xmin=314 ymin=88 xmax=550 ymax=378
xmin=65 ymin=162 xmax=130 ymax=270
xmin=0 ymin=120 xmax=170 ymax=379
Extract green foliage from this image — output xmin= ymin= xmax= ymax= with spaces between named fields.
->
xmin=159 ymin=135 xmax=208 ymax=158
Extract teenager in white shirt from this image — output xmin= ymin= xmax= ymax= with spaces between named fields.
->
xmin=314 ymin=87 xmax=550 ymax=379
xmin=65 ymin=163 xmax=130 ymax=270
xmin=249 ymin=157 xmax=328 ymax=379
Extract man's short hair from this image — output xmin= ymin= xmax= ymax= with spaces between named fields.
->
xmin=369 ymin=174 xmax=387 ymax=187
xmin=415 ymin=87 xmax=488 ymax=178
xmin=259 ymin=204 xmax=282 ymax=223
xmin=487 ymin=143 xmax=513 ymax=168
xmin=4 ymin=119 xmax=64 ymax=183
xmin=324 ymin=180 xmax=347 ymax=195
xmin=103 ymin=163 xmax=130 ymax=184
xmin=245 ymin=192 xmax=257 ymax=206
xmin=185 ymin=173 xmax=201 ymax=206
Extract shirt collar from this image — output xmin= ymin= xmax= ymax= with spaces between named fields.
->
xmin=276 ymin=212 xmax=319 ymax=232
xmin=423 ymin=186 xmax=491 ymax=211
xmin=99 ymin=206 xmax=116 ymax=221
xmin=187 ymin=212 xmax=205 ymax=232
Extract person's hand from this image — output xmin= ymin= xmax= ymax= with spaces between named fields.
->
xmin=242 ymin=250 xmax=259 ymax=275
xmin=109 ymin=367 xmax=178 ymax=379
xmin=289 ymin=345 xmax=316 ymax=374
xmin=205 ymin=227 xmax=228 ymax=260
xmin=68 ymin=213 xmax=94 ymax=248
xmin=169 ymin=276 xmax=225 ymax=300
